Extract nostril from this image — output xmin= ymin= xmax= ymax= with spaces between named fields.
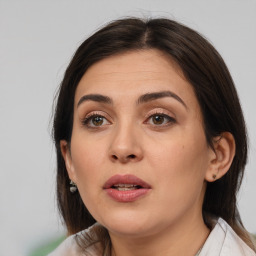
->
xmin=111 ymin=154 xmax=136 ymax=160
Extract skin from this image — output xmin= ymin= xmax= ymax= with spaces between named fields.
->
xmin=61 ymin=49 xmax=235 ymax=256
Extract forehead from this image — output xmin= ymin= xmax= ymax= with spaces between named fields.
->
xmin=78 ymin=49 xmax=183 ymax=85
xmin=75 ymin=49 xmax=198 ymax=110
xmin=85 ymin=49 xmax=181 ymax=74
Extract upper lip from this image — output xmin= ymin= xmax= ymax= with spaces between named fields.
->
xmin=103 ymin=174 xmax=151 ymax=189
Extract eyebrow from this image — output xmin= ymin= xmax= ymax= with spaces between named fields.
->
xmin=77 ymin=94 xmax=112 ymax=107
xmin=137 ymin=91 xmax=187 ymax=109
xmin=77 ymin=90 xmax=187 ymax=109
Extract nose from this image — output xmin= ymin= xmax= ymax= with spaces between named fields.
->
xmin=109 ymin=123 xmax=143 ymax=163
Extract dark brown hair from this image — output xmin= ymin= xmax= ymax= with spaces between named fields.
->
xmin=53 ymin=18 xmax=255 ymax=251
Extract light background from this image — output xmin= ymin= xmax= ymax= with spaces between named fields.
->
xmin=0 ymin=0 xmax=255 ymax=255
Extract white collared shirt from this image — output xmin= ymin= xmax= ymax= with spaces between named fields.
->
xmin=200 ymin=218 xmax=255 ymax=256
xmin=48 ymin=218 xmax=256 ymax=255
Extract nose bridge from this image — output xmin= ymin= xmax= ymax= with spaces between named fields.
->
xmin=109 ymin=117 xmax=143 ymax=162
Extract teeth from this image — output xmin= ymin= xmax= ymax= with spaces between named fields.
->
xmin=116 ymin=187 xmax=137 ymax=191
xmin=113 ymin=184 xmax=139 ymax=191
xmin=113 ymin=184 xmax=137 ymax=188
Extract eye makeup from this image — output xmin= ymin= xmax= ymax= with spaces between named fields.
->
xmin=143 ymin=108 xmax=177 ymax=129
xmin=80 ymin=111 xmax=112 ymax=129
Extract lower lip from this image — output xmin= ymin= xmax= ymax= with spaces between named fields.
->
xmin=105 ymin=188 xmax=150 ymax=202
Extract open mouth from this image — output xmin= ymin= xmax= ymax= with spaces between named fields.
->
xmin=104 ymin=174 xmax=151 ymax=202
xmin=112 ymin=184 xmax=142 ymax=191
xmin=104 ymin=174 xmax=151 ymax=190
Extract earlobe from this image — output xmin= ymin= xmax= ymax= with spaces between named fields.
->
xmin=205 ymin=132 xmax=236 ymax=182
xmin=60 ymin=140 xmax=77 ymax=182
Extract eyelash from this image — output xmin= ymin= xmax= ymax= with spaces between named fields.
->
xmin=145 ymin=112 xmax=176 ymax=127
xmin=81 ymin=112 xmax=176 ymax=129
xmin=81 ymin=113 xmax=110 ymax=128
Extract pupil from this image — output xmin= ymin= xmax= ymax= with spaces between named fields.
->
xmin=93 ymin=116 xmax=103 ymax=126
xmin=153 ymin=115 xmax=164 ymax=124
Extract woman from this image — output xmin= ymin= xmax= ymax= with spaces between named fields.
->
xmin=49 ymin=18 xmax=256 ymax=255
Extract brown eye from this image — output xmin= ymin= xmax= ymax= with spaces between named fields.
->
xmin=147 ymin=114 xmax=176 ymax=126
xmin=82 ymin=114 xmax=110 ymax=128
xmin=152 ymin=115 xmax=165 ymax=125
xmin=92 ymin=116 xmax=104 ymax=126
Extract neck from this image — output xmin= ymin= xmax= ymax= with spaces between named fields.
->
xmin=109 ymin=213 xmax=210 ymax=256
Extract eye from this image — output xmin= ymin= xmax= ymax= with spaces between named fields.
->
xmin=147 ymin=114 xmax=176 ymax=126
xmin=82 ymin=114 xmax=110 ymax=128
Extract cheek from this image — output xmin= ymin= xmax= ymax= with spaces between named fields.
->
xmin=149 ymin=135 xmax=207 ymax=174
xmin=71 ymin=131 xmax=106 ymax=165
xmin=148 ymin=148 xmax=206 ymax=221
xmin=147 ymin=131 xmax=209 ymax=196
xmin=70 ymin=144 xmax=105 ymax=214
xmin=70 ymin=136 xmax=107 ymax=188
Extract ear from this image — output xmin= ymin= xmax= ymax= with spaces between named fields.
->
xmin=60 ymin=140 xmax=77 ymax=183
xmin=205 ymin=132 xmax=236 ymax=182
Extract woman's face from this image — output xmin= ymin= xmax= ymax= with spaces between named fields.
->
xmin=62 ymin=49 xmax=215 ymax=238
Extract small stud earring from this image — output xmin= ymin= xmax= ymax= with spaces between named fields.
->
xmin=212 ymin=174 xmax=217 ymax=179
xmin=70 ymin=180 xmax=77 ymax=193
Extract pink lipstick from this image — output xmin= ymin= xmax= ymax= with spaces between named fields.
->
xmin=103 ymin=174 xmax=151 ymax=202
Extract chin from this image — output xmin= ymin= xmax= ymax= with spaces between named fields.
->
xmin=107 ymin=222 xmax=155 ymax=238
xmin=97 ymin=209 xmax=161 ymax=238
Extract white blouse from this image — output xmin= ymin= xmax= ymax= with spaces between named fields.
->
xmin=48 ymin=218 xmax=255 ymax=256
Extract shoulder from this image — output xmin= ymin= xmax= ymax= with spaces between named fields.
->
xmin=47 ymin=234 xmax=79 ymax=256
xmin=47 ymin=223 xmax=103 ymax=256
xmin=200 ymin=218 xmax=256 ymax=256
